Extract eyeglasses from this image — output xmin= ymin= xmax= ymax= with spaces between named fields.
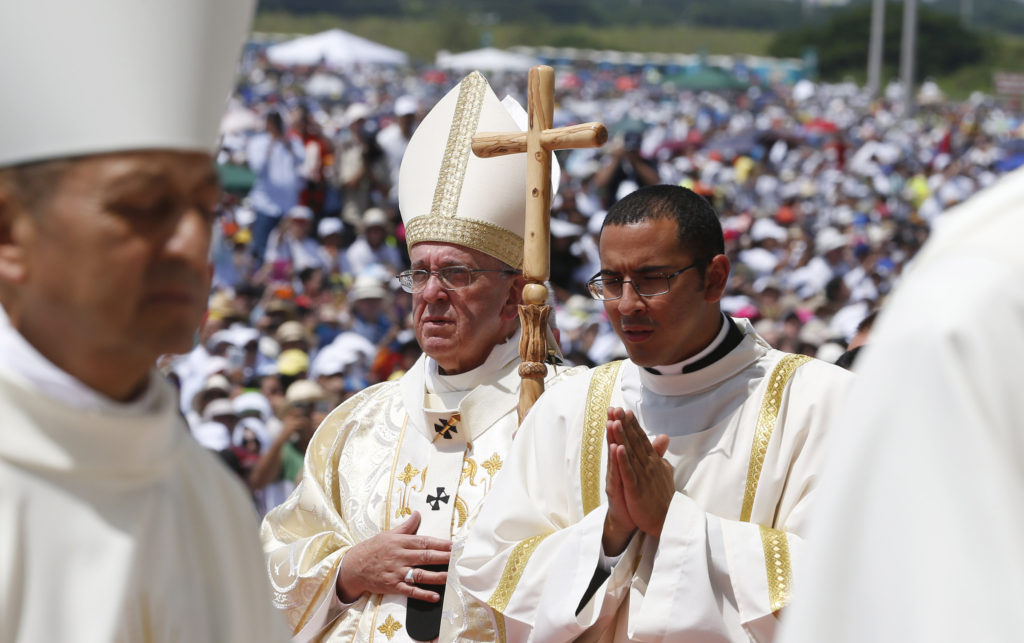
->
xmin=586 ymin=263 xmax=699 ymax=301
xmin=396 ymin=266 xmax=520 ymax=293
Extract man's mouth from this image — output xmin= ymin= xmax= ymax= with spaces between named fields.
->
xmin=622 ymin=329 xmax=653 ymax=342
xmin=619 ymin=322 xmax=654 ymax=343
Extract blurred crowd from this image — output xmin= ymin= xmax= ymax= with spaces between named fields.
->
xmin=170 ymin=51 xmax=1024 ymax=511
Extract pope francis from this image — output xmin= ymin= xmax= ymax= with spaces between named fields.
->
xmin=260 ymin=71 xmax=582 ymax=642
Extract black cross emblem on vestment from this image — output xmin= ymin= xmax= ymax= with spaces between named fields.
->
xmin=426 ymin=487 xmax=450 ymax=510
xmin=434 ymin=416 xmax=459 ymax=440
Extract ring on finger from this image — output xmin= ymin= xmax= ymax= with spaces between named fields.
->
xmin=404 ymin=567 xmax=416 ymax=584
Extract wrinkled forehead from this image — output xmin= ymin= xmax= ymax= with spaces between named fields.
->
xmin=409 ymin=241 xmax=506 ymax=270
xmin=68 ymin=149 xmax=218 ymax=191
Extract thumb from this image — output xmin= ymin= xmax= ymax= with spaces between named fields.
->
xmin=652 ymin=434 xmax=671 ymax=458
xmin=391 ymin=511 xmax=421 ymax=535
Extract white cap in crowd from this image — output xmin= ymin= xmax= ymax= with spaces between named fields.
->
xmin=394 ymin=95 xmax=420 ymax=117
xmin=318 ymin=217 xmax=344 ymax=238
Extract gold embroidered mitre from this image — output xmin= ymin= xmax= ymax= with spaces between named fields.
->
xmin=398 ymin=71 xmax=530 ymax=268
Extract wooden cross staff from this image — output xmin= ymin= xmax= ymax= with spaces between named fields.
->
xmin=472 ymin=65 xmax=607 ymax=423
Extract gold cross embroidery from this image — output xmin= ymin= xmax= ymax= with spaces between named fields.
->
xmin=481 ymin=452 xmax=503 ymax=477
xmin=395 ymin=463 xmax=422 ymax=519
xmin=377 ymin=614 xmax=403 ymax=640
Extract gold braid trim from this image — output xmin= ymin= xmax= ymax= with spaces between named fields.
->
xmin=406 ymin=71 xmax=524 ymax=268
xmin=430 ymin=71 xmax=485 ymax=225
xmin=405 ymin=214 xmax=523 ymax=269
xmin=291 ymin=557 xmax=343 ymax=635
xmin=494 ymin=612 xmax=508 ymax=643
xmin=580 ymin=361 xmax=623 ymax=516
xmin=760 ymin=525 xmax=792 ymax=613
xmin=740 ymin=354 xmax=812 ymax=522
xmin=487 ymin=533 xmax=550 ymax=613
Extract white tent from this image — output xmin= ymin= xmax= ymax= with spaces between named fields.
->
xmin=435 ymin=47 xmax=541 ymax=72
xmin=266 ymin=29 xmax=408 ymax=68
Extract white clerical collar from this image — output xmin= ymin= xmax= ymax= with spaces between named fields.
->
xmin=0 ymin=303 xmax=162 ymax=413
xmin=634 ymin=317 xmax=765 ymax=397
xmin=647 ymin=313 xmax=730 ymax=375
xmin=424 ymin=327 xmax=522 ymax=395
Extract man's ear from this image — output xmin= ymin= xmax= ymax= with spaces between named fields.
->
xmin=499 ymin=274 xmax=526 ymax=321
xmin=0 ymin=183 xmax=31 ymax=285
xmin=703 ymin=254 xmax=731 ymax=303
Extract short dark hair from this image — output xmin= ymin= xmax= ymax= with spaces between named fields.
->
xmin=266 ymin=111 xmax=285 ymax=133
xmin=601 ymin=185 xmax=724 ymax=276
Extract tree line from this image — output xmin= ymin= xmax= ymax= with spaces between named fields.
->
xmin=259 ymin=0 xmax=1024 ymax=37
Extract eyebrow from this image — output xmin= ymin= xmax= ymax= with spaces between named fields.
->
xmin=106 ymin=164 xmax=220 ymax=195
xmin=105 ymin=169 xmax=169 ymax=195
xmin=409 ymin=261 xmax=479 ymax=270
xmin=599 ymin=265 xmax=675 ymax=276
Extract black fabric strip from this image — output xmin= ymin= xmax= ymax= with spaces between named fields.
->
xmin=576 ymin=566 xmax=612 ymax=615
xmin=682 ymin=315 xmax=743 ymax=374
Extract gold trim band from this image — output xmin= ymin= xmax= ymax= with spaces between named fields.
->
xmin=487 ymin=533 xmax=549 ymax=613
xmin=494 ymin=612 xmax=508 ymax=643
xmin=760 ymin=525 xmax=792 ymax=612
xmin=740 ymin=354 xmax=811 ymax=522
xmin=580 ymin=361 xmax=623 ymax=516
xmin=430 ymin=71 xmax=486 ymax=223
xmin=405 ymin=214 xmax=524 ymax=269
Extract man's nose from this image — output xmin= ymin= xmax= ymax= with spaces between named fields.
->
xmin=163 ymin=205 xmax=212 ymax=266
xmin=418 ymin=272 xmax=449 ymax=302
xmin=616 ymin=280 xmax=647 ymax=315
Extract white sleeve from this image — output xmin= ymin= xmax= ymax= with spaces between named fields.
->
xmin=458 ymin=386 xmax=634 ymax=642
xmin=627 ymin=492 xmax=803 ymax=641
xmin=779 ymin=251 xmax=1024 ymax=643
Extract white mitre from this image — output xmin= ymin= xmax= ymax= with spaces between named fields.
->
xmin=0 ymin=0 xmax=255 ymax=168
xmin=400 ymin=71 xmax=558 ymax=269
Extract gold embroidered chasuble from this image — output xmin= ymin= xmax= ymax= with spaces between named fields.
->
xmin=261 ymin=336 xmax=583 ymax=642
xmin=458 ymin=320 xmax=856 ymax=642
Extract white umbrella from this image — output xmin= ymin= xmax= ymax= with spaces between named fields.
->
xmin=219 ymin=107 xmax=263 ymax=135
xmin=305 ymin=72 xmax=346 ymax=98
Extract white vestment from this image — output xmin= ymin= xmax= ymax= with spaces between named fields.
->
xmin=777 ymin=168 xmax=1024 ymax=642
xmin=0 ymin=363 xmax=289 ymax=643
xmin=458 ymin=319 xmax=854 ymax=642
xmin=261 ymin=332 xmax=583 ymax=642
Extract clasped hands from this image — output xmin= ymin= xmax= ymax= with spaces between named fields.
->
xmin=602 ymin=407 xmax=675 ymax=556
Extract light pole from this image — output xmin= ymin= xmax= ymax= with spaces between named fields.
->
xmin=900 ymin=0 xmax=918 ymax=118
xmin=867 ymin=0 xmax=885 ymax=98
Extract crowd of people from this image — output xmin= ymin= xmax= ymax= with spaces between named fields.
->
xmin=176 ymin=51 xmax=1024 ymax=509
xmin=7 ymin=0 xmax=1024 ymax=635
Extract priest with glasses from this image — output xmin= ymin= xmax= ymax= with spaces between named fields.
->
xmin=458 ymin=184 xmax=855 ymax=642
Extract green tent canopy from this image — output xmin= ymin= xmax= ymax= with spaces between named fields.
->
xmin=217 ymin=163 xmax=255 ymax=196
xmin=663 ymin=67 xmax=747 ymax=91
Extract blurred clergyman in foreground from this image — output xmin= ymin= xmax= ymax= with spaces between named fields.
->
xmin=0 ymin=1 xmax=289 ymax=640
